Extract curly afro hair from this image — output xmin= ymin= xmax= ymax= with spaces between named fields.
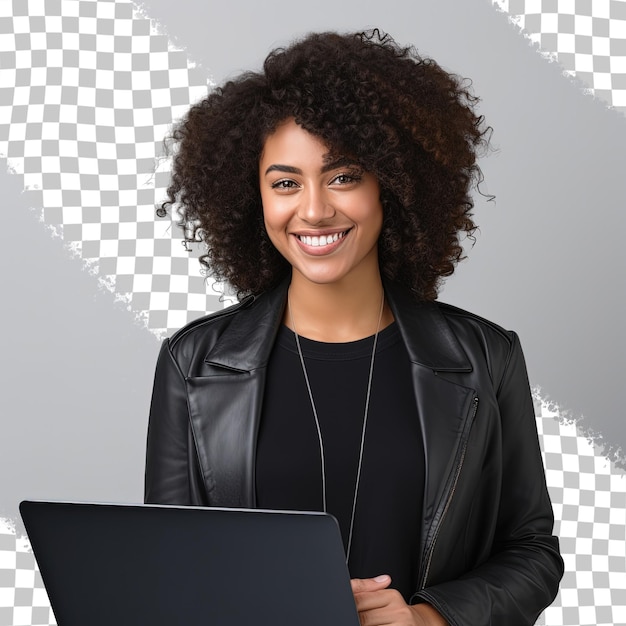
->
xmin=161 ymin=29 xmax=491 ymax=300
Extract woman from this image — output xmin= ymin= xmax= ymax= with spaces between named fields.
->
xmin=145 ymin=30 xmax=563 ymax=625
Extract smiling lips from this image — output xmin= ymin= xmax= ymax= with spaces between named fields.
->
xmin=294 ymin=229 xmax=350 ymax=254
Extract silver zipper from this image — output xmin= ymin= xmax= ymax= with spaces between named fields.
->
xmin=419 ymin=395 xmax=479 ymax=589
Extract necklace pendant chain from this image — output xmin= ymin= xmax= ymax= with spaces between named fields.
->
xmin=288 ymin=291 xmax=385 ymax=564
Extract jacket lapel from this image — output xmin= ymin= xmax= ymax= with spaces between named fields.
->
xmin=203 ymin=280 xmax=290 ymax=372
xmin=384 ymin=282 xmax=477 ymax=552
xmin=187 ymin=280 xmax=289 ymax=507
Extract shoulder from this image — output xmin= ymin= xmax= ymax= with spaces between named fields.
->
xmin=163 ymin=280 xmax=289 ymax=374
xmin=436 ymin=301 xmax=517 ymax=347
xmin=168 ymin=294 xmax=257 ymax=351
xmin=386 ymin=279 xmax=516 ymax=351
xmin=155 ymin=296 xmax=255 ymax=375
xmin=435 ymin=301 xmax=525 ymax=390
xmin=386 ymin=279 xmax=519 ymax=370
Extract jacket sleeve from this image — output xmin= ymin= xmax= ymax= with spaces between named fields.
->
xmin=413 ymin=332 xmax=564 ymax=626
xmin=144 ymin=338 xmax=206 ymax=505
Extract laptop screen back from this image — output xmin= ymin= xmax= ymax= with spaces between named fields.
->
xmin=20 ymin=501 xmax=360 ymax=626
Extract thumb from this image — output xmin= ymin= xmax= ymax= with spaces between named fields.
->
xmin=351 ymin=575 xmax=392 ymax=594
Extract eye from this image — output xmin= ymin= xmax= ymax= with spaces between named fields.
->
xmin=271 ymin=178 xmax=299 ymax=190
xmin=330 ymin=171 xmax=363 ymax=186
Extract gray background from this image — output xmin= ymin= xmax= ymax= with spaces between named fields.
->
xmin=0 ymin=0 xmax=625 ymax=624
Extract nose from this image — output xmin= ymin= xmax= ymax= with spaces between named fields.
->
xmin=297 ymin=186 xmax=335 ymax=224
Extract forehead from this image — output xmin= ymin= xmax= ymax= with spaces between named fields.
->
xmin=261 ymin=119 xmax=327 ymax=160
xmin=259 ymin=119 xmax=356 ymax=172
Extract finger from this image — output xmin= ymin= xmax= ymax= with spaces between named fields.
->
xmin=355 ymin=590 xmax=419 ymax=626
xmin=351 ymin=575 xmax=392 ymax=595
xmin=353 ymin=588 xmax=400 ymax=612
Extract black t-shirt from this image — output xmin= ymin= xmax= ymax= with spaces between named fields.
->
xmin=256 ymin=322 xmax=424 ymax=600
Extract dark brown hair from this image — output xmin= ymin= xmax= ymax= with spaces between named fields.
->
xmin=161 ymin=29 xmax=491 ymax=300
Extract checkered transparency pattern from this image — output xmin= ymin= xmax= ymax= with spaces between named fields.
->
xmin=2 ymin=393 xmax=625 ymax=626
xmin=0 ymin=0 xmax=234 ymax=339
xmin=492 ymin=0 xmax=626 ymax=114
xmin=534 ymin=396 xmax=626 ymax=626
xmin=0 ymin=520 xmax=54 ymax=626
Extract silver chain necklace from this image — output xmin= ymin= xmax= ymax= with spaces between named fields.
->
xmin=288 ymin=292 xmax=385 ymax=564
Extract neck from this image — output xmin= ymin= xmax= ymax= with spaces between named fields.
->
xmin=285 ymin=271 xmax=393 ymax=342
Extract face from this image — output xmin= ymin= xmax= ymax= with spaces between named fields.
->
xmin=259 ymin=119 xmax=383 ymax=288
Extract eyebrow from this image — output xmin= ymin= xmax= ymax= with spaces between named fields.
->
xmin=321 ymin=156 xmax=358 ymax=173
xmin=263 ymin=158 xmax=359 ymax=177
xmin=264 ymin=164 xmax=302 ymax=176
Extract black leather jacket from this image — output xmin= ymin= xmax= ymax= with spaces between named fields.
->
xmin=145 ymin=279 xmax=563 ymax=626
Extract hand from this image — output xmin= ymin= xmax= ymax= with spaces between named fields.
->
xmin=351 ymin=575 xmax=449 ymax=626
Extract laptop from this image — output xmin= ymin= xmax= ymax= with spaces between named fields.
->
xmin=20 ymin=500 xmax=361 ymax=626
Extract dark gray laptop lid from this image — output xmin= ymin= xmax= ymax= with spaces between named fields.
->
xmin=20 ymin=501 xmax=360 ymax=626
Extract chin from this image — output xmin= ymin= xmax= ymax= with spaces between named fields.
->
xmin=292 ymin=267 xmax=349 ymax=286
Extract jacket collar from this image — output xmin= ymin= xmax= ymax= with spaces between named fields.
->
xmin=203 ymin=277 xmax=472 ymax=373
xmin=384 ymin=281 xmax=472 ymax=372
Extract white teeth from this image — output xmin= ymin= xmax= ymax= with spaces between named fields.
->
xmin=298 ymin=231 xmax=345 ymax=247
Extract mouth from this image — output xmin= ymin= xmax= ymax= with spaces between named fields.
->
xmin=295 ymin=229 xmax=350 ymax=248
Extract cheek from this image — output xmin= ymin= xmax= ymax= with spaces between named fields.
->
xmin=350 ymin=182 xmax=383 ymax=231
xmin=262 ymin=205 xmax=283 ymax=235
xmin=358 ymin=199 xmax=384 ymax=233
xmin=262 ymin=195 xmax=295 ymax=233
xmin=260 ymin=193 xmax=278 ymax=231
xmin=261 ymin=203 xmax=288 ymax=251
